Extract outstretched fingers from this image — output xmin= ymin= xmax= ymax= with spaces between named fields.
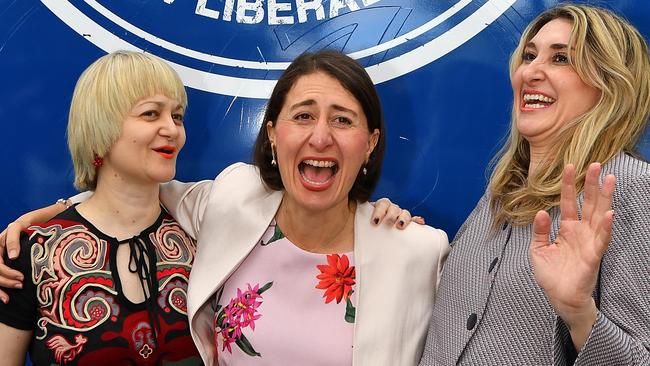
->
xmin=560 ymin=164 xmax=579 ymax=221
xmin=581 ymin=163 xmax=601 ymax=222
xmin=531 ymin=210 xmax=552 ymax=251
xmin=597 ymin=208 xmax=614 ymax=248
xmin=593 ymin=174 xmax=615 ymax=255
xmin=595 ymin=174 xmax=616 ymax=222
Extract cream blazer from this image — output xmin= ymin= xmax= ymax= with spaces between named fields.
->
xmin=160 ymin=163 xmax=450 ymax=366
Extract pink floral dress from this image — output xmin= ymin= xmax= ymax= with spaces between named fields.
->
xmin=211 ymin=221 xmax=356 ymax=365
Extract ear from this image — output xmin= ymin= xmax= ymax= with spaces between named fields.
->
xmin=266 ymin=121 xmax=276 ymax=145
xmin=366 ymin=128 xmax=380 ymax=161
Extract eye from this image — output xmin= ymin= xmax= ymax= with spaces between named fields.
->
xmin=293 ymin=112 xmax=313 ymax=121
xmin=522 ymin=51 xmax=536 ymax=63
xmin=332 ymin=116 xmax=352 ymax=126
xmin=140 ymin=110 xmax=160 ymax=120
xmin=552 ymin=52 xmax=569 ymax=64
xmin=172 ymin=113 xmax=184 ymax=125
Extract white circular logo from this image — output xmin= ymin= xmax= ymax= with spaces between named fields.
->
xmin=44 ymin=0 xmax=516 ymax=98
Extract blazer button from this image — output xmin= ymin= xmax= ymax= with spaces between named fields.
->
xmin=466 ymin=313 xmax=478 ymax=330
xmin=488 ymin=257 xmax=498 ymax=273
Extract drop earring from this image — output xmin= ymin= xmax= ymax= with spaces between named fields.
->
xmin=271 ymin=143 xmax=277 ymax=166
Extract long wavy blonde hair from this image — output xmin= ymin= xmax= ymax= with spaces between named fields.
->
xmin=489 ymin=4 xmax=650 ymax=227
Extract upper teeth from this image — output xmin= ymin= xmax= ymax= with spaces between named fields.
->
xmin=303 ymin=160 xmax=336 ymax=168
xmin=523 ymin=94 xmax=555 ymax=103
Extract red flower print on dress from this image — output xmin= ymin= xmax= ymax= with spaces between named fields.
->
xmin=316 ymin=254 xmax=356 ymax=304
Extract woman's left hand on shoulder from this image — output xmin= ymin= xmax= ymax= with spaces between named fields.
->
xmin=529 ymin=163 xmax=615 ymax=348
xmin=371 ymin=198 xmax=425 ymax=229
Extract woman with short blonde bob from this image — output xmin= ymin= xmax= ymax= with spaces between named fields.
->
xmin=68 ymin=52 xmax=188 ymax=191
xmin=0 ymin=51 xmax=203 ymax=365
xmin=420 ymin=4 xmax=650 ymax=365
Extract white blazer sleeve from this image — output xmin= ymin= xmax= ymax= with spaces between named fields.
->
xmin=435 ymin=229 xmax=451 ymax=289
xmin=159 ymin=162 xmax=248 ymax=240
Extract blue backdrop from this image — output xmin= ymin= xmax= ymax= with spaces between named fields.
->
xmin=1 ymin=0 xmax=649 ymax=240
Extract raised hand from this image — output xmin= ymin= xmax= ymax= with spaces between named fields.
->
xmin=530 ymin=163 xmax=615 ymax=350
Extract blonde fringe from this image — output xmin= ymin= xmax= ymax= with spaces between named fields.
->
xmin=68 ymin=51 xmax=187 ymax=191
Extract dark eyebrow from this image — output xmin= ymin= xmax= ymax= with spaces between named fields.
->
xmin=289 ymin=99 xmax=358 ymax=117
xmin=332 ymin=104 xmax=358 ymax=117
xmin=289 ymin=99 xmax=316 ymax=110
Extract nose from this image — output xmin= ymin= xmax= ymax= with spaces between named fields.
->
xmin=521 ymin=58 xmax=546 ymax=84
xmin=160 ymin=113 xmax=180 ymax=140
xmin=308 ymin=117 xmax=333 ymax=150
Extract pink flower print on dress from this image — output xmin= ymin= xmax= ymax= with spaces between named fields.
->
xmin=219 ymin=326 xmax=237 ymax=353
xmin=214 ymin=282 xmax=273 ymax=357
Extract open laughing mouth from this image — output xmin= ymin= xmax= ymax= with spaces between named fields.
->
xmin=152 ymin=145 xmax=176 ymax=159
xmin=298 ymin=159 xmax=338 ymax=191
xmin=522 ymin=92 xmax=556 ymax=110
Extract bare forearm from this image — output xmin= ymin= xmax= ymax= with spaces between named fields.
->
xmin=5 ymin=201 xmax=67 ymax=260
xmin=0 ymin=323 xmax=30 ymax=365
xmin=16 ymin=202 xmax=66 ymax=225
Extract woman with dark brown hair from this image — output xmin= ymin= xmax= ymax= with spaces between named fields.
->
xmin=155 ymin=49 xmax=449 ymax=365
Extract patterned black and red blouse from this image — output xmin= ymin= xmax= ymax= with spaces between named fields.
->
xmin=0 ymin=205 xmax=202 ymax=366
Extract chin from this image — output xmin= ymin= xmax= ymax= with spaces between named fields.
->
xmin=150 ymin=170 xmax=177 ymax=184
xmin=515 ymin=119 xmax=540 ymax=136
xmin=306 ymin=189 xmax=352 ymax=211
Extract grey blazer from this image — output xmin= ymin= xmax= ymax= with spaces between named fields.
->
xmin=419 ymin=152 xmax=650 ymax=365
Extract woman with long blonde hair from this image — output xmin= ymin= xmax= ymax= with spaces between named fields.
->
xmin=420 ymin=4 xmax=650 ymax=365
